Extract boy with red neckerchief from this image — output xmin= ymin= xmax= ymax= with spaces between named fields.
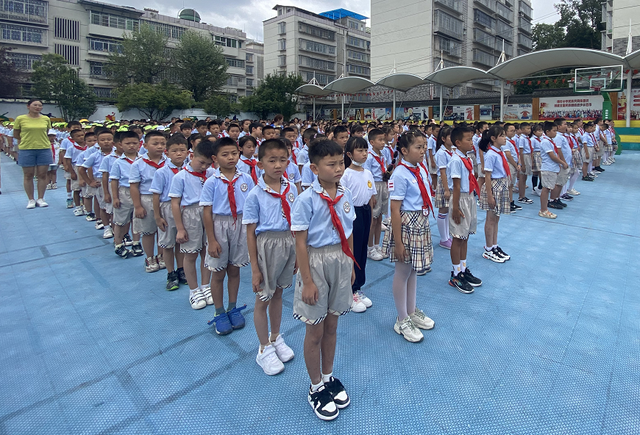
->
xmin=150 ymin=134 xmax=189 ymax=291
xmin=200 ymin=137 xmax=255 ymax=335
xmin=129 ymin=131 xmax=167 ymax=273
xmin=169 ymin=139 xmax=215 ymax=310
xmin=291 ymin=139 xmax=356 ymax=421
xmin=538 ymin=122 xmax=569 ymax=219
xmin=63 ymin=128 xmax=86 ymax=216
xmin=364 ymin=128 xmax=390 ymax=261
xmin=503 ymin=123 xmax=522 ymax=212
xmin=110 ymin=131 xmax=144 ymax=258
xmin=237 ymin=135 xmax=261 ymax=183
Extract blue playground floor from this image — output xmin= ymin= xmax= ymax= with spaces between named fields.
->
xmin=0 ymin=153 xmax=639 ymax=435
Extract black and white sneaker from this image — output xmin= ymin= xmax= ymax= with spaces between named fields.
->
xmin=495 ymin=246 xmax=510 ymax=261
xmin=324 ymin=376 xmax=350 ymax=409
xmin=130 ymin=242 xmax=144 ymax=257
xmin=482 ymin=248 xmax=505 ymax=263
xmin=517 ymin=197 xmax=534 ymax=204
xmin=560 ymin=194 xmax=573 ymax=201
xmin=308 ymin=385 xmax=339 ymax=421
xmin=556 ymin=199 xmax=567 ymax=208
xmin=463 ymin=268 xmax=482 ymax=287
xmin=177 ymin=267 xmax=188 ymax=285
xmin=449 ymin=271 xmax=474 ymax=294
xmin=115 ymin=244 xmax=129 ymax=258
xmin=511 ymin=201 xmax=523 ymax=211
xmin=548 ymin=200 xmax=563 ymax=210
xmin=123 ymin=233 xmax=133 ymax=246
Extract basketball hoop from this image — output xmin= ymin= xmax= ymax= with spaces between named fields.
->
xmin=592 ymin=86 xmax=602 ymax=94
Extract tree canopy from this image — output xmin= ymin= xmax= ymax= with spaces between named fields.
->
xmin=0 ymin=47 xmax=25 ymax=98
xmin=240 ymin=73 xmax=304 ymax=120
xmin=532 ymin=0 xmax=603 ymax=51
xmin=32 ymin=54 xmax=97 ymax=121
xmin=116 ymin=82 xmax=192 ymax=121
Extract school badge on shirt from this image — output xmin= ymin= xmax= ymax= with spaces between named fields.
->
xmin=240 ymin=183 xmax=248 ymax=192
xmin=343 ymin=201 xmax=351 ymax=214
xmin=288 ymin=192 xmax=295 ymax=203
xmin=367 ymin=180 xmax=372 ymax=188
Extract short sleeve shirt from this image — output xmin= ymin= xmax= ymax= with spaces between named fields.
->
xmin=150 ymin=160 xmax=184 ymax=203
xmin=168 ymin=164 xmax=216 ymax=207
xmin=242 ymin=176 xmax=298 ymax=234
xmin=199 ymin=169 xmax=255 ymax=215
xmin=447 ymin=151 xmax=470 ymax=193
xmin=340 ymin=167 xmax=376 ymax=207
xmin=109 ymin=156 xmax=137 ymax=187
xmin=540 ymin=137 xmax=560 ymax=172
xmin=129 ymin=156 xmax=167 ymax=195
xmin=13 ymin=115 xmax=51 ymax=150
xmin=388 ymin=160 xmax=433 ymax=212
xmin=483 ymin=147 xmax=508 ymax=179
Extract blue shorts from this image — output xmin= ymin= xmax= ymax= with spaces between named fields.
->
xmin=19 ymin=148 xmax=53 ymax=167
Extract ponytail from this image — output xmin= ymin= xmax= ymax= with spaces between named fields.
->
xmin=479 ymin=125 xmax=504 ymax=152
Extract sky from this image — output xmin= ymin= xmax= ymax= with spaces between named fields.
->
xmin=106 ymin=0 xmax=560 ymax=42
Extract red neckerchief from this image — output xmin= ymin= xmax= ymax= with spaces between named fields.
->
xmin=418 ymin=162 xmax=435 ymax=196
xmin=170 ymin=167 xmax=181 ymax=174
xmin=441 ymin=146 xmax=453 ymax=157
xmin=564 ymin=133 xmax=577 ymax=149
xmin=507 ymin=138 xmax=519 ymax=158
xmin=317 ymin=188 xmax=359 ymax=269
xmin=589 ymin=133 xmax=597 ymax=146
xmin=525 ymin=136 xmax=533 ymax=153
xmin=547 ymin=137 xmax=559 ymax=155
xmin=461 ymin=154 xmax=480 ymax=196
xmin=142 ymin=158 xmax=165 ymax=169
xmin=398 ymin=162 xmax=434 ymax=216
xmin=579 ymin=128 xmax=585 ymax=136
xmin=74 ymin=144 xmax=86 ymax=151
xmin=51 ymin=143 xmax=56 ymax=162
xmin=123 ymin=156 xmax=135 ymax=164
xmin=241 ymin=157 xmax=258 ymax=184
xmin=490 ymin=146 xmax=511 ymax=178
xmin=265 ymin=181 xmax=292 ymax=226
xmin=290 ymin=150 xmax=297 ymax=165
xmin=369 ymin=150 xmax=386 ymax=175
xmin=185 ymin=167 xmax=207 ymax=185
xmin=220 ymin=174 xmax=239 ymax=222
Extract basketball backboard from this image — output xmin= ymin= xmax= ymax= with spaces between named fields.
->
xmin=574 ymin=65 xmax=623 ymax=93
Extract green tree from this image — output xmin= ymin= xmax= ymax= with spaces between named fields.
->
xmin=0 ymin=47 xmax=25 ymax=98
xmin=202 ymin=93 xmax=240 ymax=118
xmin=240 ymin=73 xmax=304 ymax=120
xmin=532 ymin=23 xmax=565 ymax=51
xmin=32 ymin=54 xmax=97 ymax=121
xmin=174 ymin=31 xmax=228 ymax=101
xmin=116 ymin=82 xmax=193 ymax=121
xmin=106 ymin=23 xmax=169 ymax=88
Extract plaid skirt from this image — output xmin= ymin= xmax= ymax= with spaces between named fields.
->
xmin=479 ymin=177 xmax=511 ymax=216
xmin=382 ymin=211 xmax=433 ymax=275
xmin=571 ymin=149 xmax=583 ymax=168
xmin=604 ymin=143 xmax=613 ymax=153
xmin=434 ymin=176 xmax=449 ymax=209
xmin=532 ymin=151 xmax=542 ymax=172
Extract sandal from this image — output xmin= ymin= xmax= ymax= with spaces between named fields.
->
xmin=538 ymin=210 xmax=557 ymax=219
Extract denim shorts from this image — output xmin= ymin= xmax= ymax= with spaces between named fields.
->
xmin=19 ymin=148 xmax=53 ymax=167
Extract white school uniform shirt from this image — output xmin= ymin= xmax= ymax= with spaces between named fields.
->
xmin=242 ymin=176 xmax=298 ymax=234
xmin=388 ymin=160 xmax=433 ymax=212
xmin=582 ymin=132 xmax=597 ymax=148
xmin=99 ymin=152 xmax=119 ymax=177
xmin=129 ymin=155 xmax=167 ymax=195
xmin=473 ymin=134 xmax=483 ymax=164
xmin=290 ymin=179 xmax=356 ymax=248
xmin=504 ymin=138 xmax=519 ymax=163
xmin=199 ymin=168 xmax=255 ymax=215
xmin=59 ymin=137 xmax=74 ymax=152
xmin=483 ymin=146 xmax=509 ymax=179
xmin=603 ymin=128 xmax=613 ymax=144
xmin=150 ymin=160 xmax=185 ymax=203
xmin=447 ymin=150 xmax=471 ymax=193
xmin=363 ymin=147 xmax=388 ymax=182
xmin=301 ymin=162 xmax=316 ymax=187
xmin=168 ymin=164 xmax=216 ymax=207
xmin=520 ymin=135 xmax=533 ymax=154
xmin=435 ymin=145 xmax=454 ymax=170
xmin=296 ymin=145 xmax=309 ymax=166
xmin=382 ymin=144 xmax=394 ymax=164
xmin=555 ymin=133 xmax=571 ymax=166
xmin=49 ymin=141 xmax=60 ymax=165
xmin=285 ymin=160 xmax=302 ymax=184
xmin=539 ymin=136 xmax=560 ymax=173
xmin=109 ymin=155 xmax=137 ymax=187
xmin=64 ymin=144 xmax=88 ymax=166
xmin=236 ymin=156 xmax=263 ymax=181
xmin=82 ymin=150 xmax=110 ymax=178
xmin=427 ymin=135 xmax=437 ymax=156
xmin=340 ymin=167 xmax=376 ymax=207
xmin=532 ymin=136 xmax=543 ymax=152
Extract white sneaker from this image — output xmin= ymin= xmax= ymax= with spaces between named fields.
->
xmin=532 ymin=187 xmax=541 ymax=197
xmin=73 ymin=206 xmax=84 ymax=216
xmin=156 ymin=255 xmax=166 ymax=270
xmin=367 ymin=246 xmax=383 ymax=261
xmin=356 ymin=290 xmax=372 ymax=308
xmin=189 ymin=289 xmax=206 ymax=310
xmin=46 ymin=183 xmax=52 ymax=190
xmin=568 ymin=189 xmax=580 ymax=196
xmin=393 ymin=317 xmax=423 ymax=343
xmin=26 ymin=199 xmax=36 ymax=209
xmin=201 ymin=285 xmax=213 ymax=305
xmin=410 ymin=308 xmax=435 ymax=330
xmin=256 ymin=345 xmax=285 ymax=376
xmin=271 ymin=334 xmax=295 ymax=362
xmin=382 ymin=217 xmax=391 ymax=226
xmin=51 ymin=183 xmax=57 ymax=189
xmin=36 ymin=198 xmax=49 ymax=207
xmin=351 ymin=293 xmax=367 ymax=313
xmin=144 ymin=256 xmax=160 ymax=273
xmin=376 ymin=244 xmax=388 ymax=259
xmin=380 ymin=222 xmax=388 ymax=231
xmin=103 ymin=226 xmax=114 ymax=239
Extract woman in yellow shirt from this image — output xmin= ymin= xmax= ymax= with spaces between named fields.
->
xmin=13 ymin=99 xmax=52 ymax=209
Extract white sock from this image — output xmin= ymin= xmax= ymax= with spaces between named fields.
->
xmin=189 ymin=287 xmax=199 ymax=296
xmin=444 ymin=213 xmax=451 ymax=240
xmin=322 ymin=372 xmax=333 ymax=383
xmin=67 ymin=192 xmax=72 ymax=199
xmin=311 ymin=381 xmax=324 ymax=392
xmin=491 ymin=244 xmax=497 ymax=250
xmin=561 ymin=184 xmax=568 ymax=195
xmin=437 ymin=213 xmax=448 ymax=243
xmin=484 ymin=245 xmax=492 ymax=251
xmin=460 ymin=260 xmax=466 ymax=272
xmin=453 ymin=264 xmax=461 ymax=274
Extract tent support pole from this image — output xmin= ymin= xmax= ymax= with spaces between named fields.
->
xmin=439 ymin=86 xmax=443 ymax=122
xmin=500 ymin=80 xmax=505 ymax=122
xmin=626 ymin=69 xmax=632 ymax=128
xmin=393 ymin=90 xmax=396 ymax=121
xmin=341 ymin=95 xmax=344 ymax=121
xmin=312 ymin=97 xmax=316 ymax=121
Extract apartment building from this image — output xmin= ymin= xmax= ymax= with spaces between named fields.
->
xmin=0 ymin=0 xmax=251 ymax=100
xmin=371 ymin=0 xmax=533 ymax=93
xmin=263 ymin=5 xmax=371 ymax=87
xmin=601 ymin=0 xmax=640 ymax=56
xmin=245 ymin=39 xmax=264 ymax=96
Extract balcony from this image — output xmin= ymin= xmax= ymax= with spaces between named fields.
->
xmin=496 ymin=2 xmax=514 ymax=22
xmin=518 ymin=17 xmax=532 ymax=34
xmin=434 ymin=10 xmax=465 ymax=40
xmin=473 ymin=28 xmax=496 ymax=50
xmin=473 ymin=48 xmax=496 ymax=67
xmin=0 ymin=0 xmax=48 ymax=25
xmin=434 ymin=0 xmax=463 ymax=14
xmin=474 ymin=0 xmax=496 ymax=12
xmin=518 ymin=33 xmax=532 ymax=49
xmin=519 ymin=1 xmax=532 ymax=19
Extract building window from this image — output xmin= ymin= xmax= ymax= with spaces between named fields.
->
xmin=143 ymin=21 xmax=184 ymax=40
xmin=88 ymin=37 xmax=123 ymax=53
xmin=93 ymin=87 xmax=114 ymax=99
xmin=54 ymin=18 xmax=80 ymax=41
xmin=278 ymin=22 xmax=286 ymax=34
xmin=54 ymin=43 xmax=79 ymax=65
xmin=298 ymin=22 xmax=335 ymax=41
xmin=226 ymin=75 xmax=244 ymax=86
xmin=434 ymin=10 xmax=464 ymax=39
xmin=472 ymin=48 xmax=496 ymax=67
xmin=346 ymin=64 xmax=370 ymax=75
xmin=7 ymin=52 xmax=41 ymax=70
xmin=518 ymin=33 xmax=532 ymax=49
xmin=302 ymin=71 xmax=335 ymax=85
xmin=0 ymin=0 xmax=47 ymax=24
xmin=226 ymin=58 xmax=245 ymax=68
xmin=347 ymin=50 xmax=370 ymax=62
xmin=245 ymin=90 xmax=253 ymax=96
xmin=278 ymin=38 xmax=286 ymax=50
xmin=90 ymin=11 xmax=139 ymax=31
xmin=434 ymin=36 xmax=462 ymax=57
xmin=246 ymin=53 xmax=253 ymax=62
xmin=346 ymin=35 xmax=366 ymax=49
xmin=299 ymin=38 xmax=335 ymax=55
xmin=246 ymin=78 xmax=253 ymax=87
xmin=298 ymin=55 xmax=335 ymax=71
xmin=246 ymin=65 xmax=253 ymax=75
xmin=473 ymin=28 xmax=496 ymax=49
xmin=278 ymin=55 xmax=286 ymax=67
xmin=214 ymin=35 xmax=240 ymax=48
xmin=1 ymin=23 xmax=44 ymax=44
xmin=496 ymin=20 xmax=513 ymax=41
xmin=89 ymin=61 xmax=110 ymax=78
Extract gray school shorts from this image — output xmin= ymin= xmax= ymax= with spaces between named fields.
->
xmin=540 ymin=171 xmax=559 ymax=190
xmin=449 ymin=192 xmax=477 ymax=241
xmin=97 ymin=185 xmax=112 ymax=213
xmin=82 ymin=185 xmax=99 ymax=199
xmin=520 ymin=154 xmax=533 ymax=176
xmin=133 ymin=194 xmax=157 ymax=236
xmin=157 ymin=201 xmax=177 ymax=249
xmin=255 ymin=231 xmax=296 ymax=301
xmin=293 ymin=244 xmax=353 ymax=325
xmin=205 ymin=214 xmax=249 ymax=272
xmin=179 ymin=204 xmax=204 ymax=254
xmin=113 ymin=186 xmax=133 ymax=226
xmin=556 ymin=167 xmax=570 ymax=186
xmin=70 ymin=165 xmax=82 ymax=191
xmin=372 ymin=181 xmax=389 ymax=218
xmin=581 ymin=147 xmax=593 ymax=163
